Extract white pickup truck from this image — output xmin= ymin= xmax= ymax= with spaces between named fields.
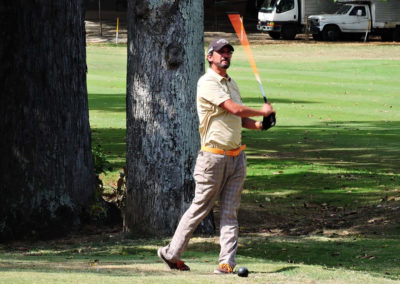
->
xmin=308 ymin=0 xmax=400 ymax=41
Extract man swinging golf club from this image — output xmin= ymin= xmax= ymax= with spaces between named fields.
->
xmin=158 ymin=38 xmax=275 ymax=274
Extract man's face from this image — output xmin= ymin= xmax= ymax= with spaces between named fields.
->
xmin=208 ymin=46 xmax=233 ymax=69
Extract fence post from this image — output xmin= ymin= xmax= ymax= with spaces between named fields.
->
xmin=115 ymin=17 xmax=119 ymax=44
xmin=98 ymin=0 xmax=102 ymax=36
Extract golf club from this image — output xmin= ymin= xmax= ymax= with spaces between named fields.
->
xmin=228 ymin=13 xmax=276 ymax=130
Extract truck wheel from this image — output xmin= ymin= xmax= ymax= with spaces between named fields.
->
xmin=393 ymin=27 xmax=400 ymax=42
xmin=312 ymin=33 xmax=323 ymax=41
xmin=268 ymin=32 xmax=281 ymax=40
xmin=281 ymin=26 xmax=296 ymax=40
xmin=323 ymin=26 xmax=340 ymax=41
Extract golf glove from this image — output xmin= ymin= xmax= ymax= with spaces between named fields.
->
xmin=262 ymin=113 xmax=276 ymax=130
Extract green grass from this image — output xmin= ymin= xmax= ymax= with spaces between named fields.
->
xmin=1 ymin=234 xmax=399 ymax=283
xmin=2 ymin=42 xmax=398 ymax=283
xmin=86 ymin=44 xmax=127 ymax=183
xmin=232 ymin=44 xmax=400 ymax=227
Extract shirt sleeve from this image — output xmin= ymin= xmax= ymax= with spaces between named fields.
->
xmin=197 ymin=76 xmax=231 ymax=106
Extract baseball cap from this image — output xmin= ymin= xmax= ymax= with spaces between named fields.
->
xmin=207 ymin=38 xmax=234 ymax=55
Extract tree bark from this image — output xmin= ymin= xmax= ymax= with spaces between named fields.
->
xmin=126 ymin=0 xmax=215 ymax=236
xmin=0 ymin=0 xmax=94 ymax=240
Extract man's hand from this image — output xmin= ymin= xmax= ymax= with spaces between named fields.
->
xmin=261 ymin=103 xmax=274 ymax=117
xmin=261 ymin=103 xmax=276 ymax=130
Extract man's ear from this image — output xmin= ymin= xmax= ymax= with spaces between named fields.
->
xmin=206 ymin=53 xmax=213 ymax=65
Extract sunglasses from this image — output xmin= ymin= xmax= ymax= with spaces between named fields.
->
xmin=215 ymin=49 xmax=233 ymax=56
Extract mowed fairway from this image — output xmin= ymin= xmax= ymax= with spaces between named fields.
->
xmin=1 ymin=41 xmax=398 ymax=284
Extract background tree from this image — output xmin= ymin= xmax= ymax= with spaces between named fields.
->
xmin=126 ymin=0 xmax=214 ymax=235
xmin=0 ymin=0 xmax=95 ymax=240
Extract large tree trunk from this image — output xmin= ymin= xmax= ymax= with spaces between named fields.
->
xmin=0 ymin=1 xmax=94 ymax=240
xmin=126 ymin=0 xmax=215 ymax=236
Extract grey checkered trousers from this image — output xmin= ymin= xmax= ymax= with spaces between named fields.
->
xmin=160 ymin=150 xmax=246 ymax=268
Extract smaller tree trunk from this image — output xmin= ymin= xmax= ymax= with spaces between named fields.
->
xmin=125 ymin=0 xmax=215 ymax=236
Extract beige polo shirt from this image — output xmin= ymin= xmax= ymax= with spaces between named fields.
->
xmin=197 ymin=68 xmax=243 ymax=150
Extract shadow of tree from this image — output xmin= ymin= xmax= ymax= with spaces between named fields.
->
xmin=244 ymin=120 xmax=400 ymax=171
xmin=2 ymin=234 xmax=399 ymax=279
xmin=91 ymin=127 xmax=126 ymax=169
xmin=88 ymin=93 xmax=126 ymax=112
xmin=235 ymin=120 xmax=400 ymax=237
xmin=242 ymin=97 xmax=320 ymax=105
xmin=268 ymin=266 xmax=300 ymax=273
xmin=184 ymin=236 xmax=400 ymax=279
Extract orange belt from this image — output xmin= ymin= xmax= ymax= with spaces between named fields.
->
xmin=201 ymin=145 xmax=246 ymax=157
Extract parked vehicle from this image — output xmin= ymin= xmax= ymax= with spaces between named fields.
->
xmin=308 ymin=0 xmax=400 ymax=41
xmin=256 ymin=0 xmax=338 ymax=40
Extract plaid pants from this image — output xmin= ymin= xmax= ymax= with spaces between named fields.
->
xmin=161 ymin=150 xmax=246 ymax=268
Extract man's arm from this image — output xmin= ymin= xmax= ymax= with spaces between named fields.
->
xmin=219 ymin=99 xmax=274 ymax=118
xmin=242 ymin=117 xmax=263 ymax=130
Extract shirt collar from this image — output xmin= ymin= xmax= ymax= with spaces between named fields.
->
xmin=207 ymin=68 xmax=231 ymax=82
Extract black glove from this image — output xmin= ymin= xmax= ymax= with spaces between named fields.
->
xmin=262 ymin=113 xmax=276 ymax=130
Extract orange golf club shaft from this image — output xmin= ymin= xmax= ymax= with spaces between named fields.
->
xmin=228 ymin=14 xmax=268 ymax=103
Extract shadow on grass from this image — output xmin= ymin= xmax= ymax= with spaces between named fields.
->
xmin=0 ymin=237 xmax=164 ymax=260
xmin=242 ymin=97 xmax=320 ymax=105
xmin=92 ymin=127 xmax=126 ymax=169
xmin=244 ymin=120 xmax=400 ymax=171
xmin=243 ymin=170 xmax=398 ymax=205
xmin=239 ymin=120 xmax=400 ymax=237
xmin=185 ymin=236 xmax=400 ymax=279
xmin=144 ymin=237 xmax=400 ymax=279
xmin=87 ymin=93 xmax=317 ymax=114
xmin=269 ymin=266 xmax=300 ymax=273
xmin=88 ymin=93 xmax=125 ymax=113
xmin=1 ymin=235 xmax=399 ymax=280
xmin=235 ymin=236 xmax=400 ymax=280
xmin=242 ymin=120 xmax=400 ymax=204
xmin=91 ymin=120 xmax=400 ymax=175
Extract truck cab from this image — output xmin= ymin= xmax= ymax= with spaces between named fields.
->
xmin=309 ymin=3 xmax=371 ymax=41
xmin=257 ymin=0 xmax=299 ymax=40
